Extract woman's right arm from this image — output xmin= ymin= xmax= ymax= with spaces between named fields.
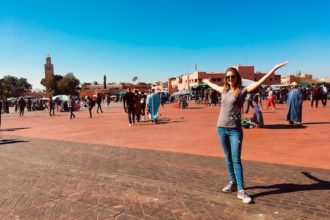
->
xmin=202 ymin=79 xmax=224 ymax=93
xmin=246 ymin=61 xmax=288 ymax=93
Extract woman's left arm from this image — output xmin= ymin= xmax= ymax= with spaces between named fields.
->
xmin=247 ymin=61 xmax=289 ymax=93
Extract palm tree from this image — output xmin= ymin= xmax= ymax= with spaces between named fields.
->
xmin=132 ymin=76 xmax=138 ymax=84
xmin=103 ymin=75 xmax=107 ymax=89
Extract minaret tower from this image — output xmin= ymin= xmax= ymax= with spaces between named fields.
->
xmin=44 ymin=55 xmax=54 ymax=78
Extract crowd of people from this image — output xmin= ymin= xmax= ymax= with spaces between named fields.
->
xmin=1 ymin=82 xmax=328 ymax=125
xmin=0 ymin=97 xmax=48 ymax=114
xmin=0 ymin=97 xmax=49 ymax=117
xmin=122 ymin=88 xmax=161 ymax=126
xmin=0 ymin=89 xmax=166 ymax=123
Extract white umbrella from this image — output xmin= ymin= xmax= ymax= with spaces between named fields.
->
xmin=52 ymin=95 xmax=69 ymax=102
xmin=242 ymin=79 xmax=256 ymax=87
xmin=171 ymin=91 xmax=191 ymax=96
xmin=6 ymin=97 xmax=16 ymax=101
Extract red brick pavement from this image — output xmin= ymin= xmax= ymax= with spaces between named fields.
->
xmin=1 ymin=100 xmax=329 ymax=169
xmin=0 ymin=137 xmax=329 ymax=219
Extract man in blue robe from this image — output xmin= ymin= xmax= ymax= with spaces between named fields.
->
xmin=286 ymin=82 xmax=303 ymax=125
xmin=147 ymin=89 xmax=160 ymax=123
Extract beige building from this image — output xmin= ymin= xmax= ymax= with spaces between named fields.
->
xmin=168 ymin=65 xmax=281 ymax=94
xmin=80 ymin=82 xmax=152 ymax=98
xmin=281 ymin=74 xmax=315 ymax=85
xmin=152 ymin=81 xmax=168 ymax=92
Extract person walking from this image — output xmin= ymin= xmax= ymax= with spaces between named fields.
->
xmin=14 ymin=99 xmax=18 ymax=112
xmin=106 ymin=94 xmax=111 ymax=107
xmin=286 ymin=82 xmax=303 ymax=125
xmin=68 ymin=96 xmax=76 ymax=119
xmin=18 ymin=97 xmax=26 ymax=117
xmin=96 ymin=94 xmax=103 ymax=113
xmin=320 ymin=83 xmax=328 ymax=107
xmin=134 ymin=90 xmax=142 ymax=122
xmin=203 ymin=61 xmax=288 ymax=204
xmin=265 ymin=87 xmax=276 ymax=110
xmin=3 ymin=99 xmax=9 ymax=114
xmin=49 ymin=96 xmax=55 ymax=116
xmin=147 ymin=89 xmax=160 ymax=123
xmin=27 ymin=98 xmax=32 ymax=112
xmin=123 ymin=88 xmax=136 ymax=126
xmin=311 ymin=84 xmax=320 ymax=108
xmin=87 ymin=96 xmax=95 ymax=118
xmin=140 ymin=91 xmax=147 ymax=118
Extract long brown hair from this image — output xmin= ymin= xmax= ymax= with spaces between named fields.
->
xmin=222 ymin=67 xmax=242 ymax=97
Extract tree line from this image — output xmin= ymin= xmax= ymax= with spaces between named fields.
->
xmin=0 ymin=76 xmax=32 ymax=98
xmin=0 ymin=72 xmax=81 ymax=99
xmin=40 ymin=73 xmax=80 ymax=96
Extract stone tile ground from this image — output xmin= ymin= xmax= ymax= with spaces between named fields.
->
xmin=0 ymin=136 xmax=329 ymax=220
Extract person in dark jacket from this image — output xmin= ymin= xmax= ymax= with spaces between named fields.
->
xmin=96 ymin=94 xmax=103 ymax=113
xmin=106 ymin=94 xmax=111 ymax=107
xmin=123 ymin=88 xmax=136 ymax=126
xmin=18 ymin=97 xmax=26 ymax=117
xmin=68 ymin=96 xmax=76 ymax=119
xmin=27 ymin=98 xmax=32 ymax=111
xmin=311 ymin=84 xmax=320 ymax=108
xmin=140 ymin=91 xmax=147 ymax=117
xmin=134 ymin=90 xmax=142 ymax=122
xmin=49 ymin=96 xmax=55 ymax=116
xmin=87 ymin=96 xmax=95 ymax=118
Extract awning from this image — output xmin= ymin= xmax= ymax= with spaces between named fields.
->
xmin=190 ymin=83 xmax=209 ymax=90
xmin=297 ymin=82 xmax=311 ymax=87
xmin=116 ymin=91 xmax=127 ymax=95
xmin=171 ymin=91 xmax=191 ymax=96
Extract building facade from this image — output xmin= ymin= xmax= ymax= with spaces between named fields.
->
xmin=168 ymin=65 xmax=281 ymax=94
xmin=80 ymin=82 xmax=152 ymax=98
xmin=152 ymin=81 xmax=168 ymax=92
xmin=281 ymin=74 xmax=315 ymax=85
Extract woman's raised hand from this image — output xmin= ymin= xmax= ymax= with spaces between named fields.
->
xmin=272 ymin=61 xmax=289 ymax=72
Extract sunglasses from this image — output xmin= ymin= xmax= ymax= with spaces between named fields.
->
xmin=226 ymin=75 xmax=237 ymax=80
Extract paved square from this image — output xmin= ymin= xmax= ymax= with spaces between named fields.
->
xmin=0 ymin=101 xmax=329 ymax=219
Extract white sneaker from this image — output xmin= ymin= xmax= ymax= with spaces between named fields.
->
xmin=129 ymin=124 xmax=132 ymax=126
xmin=237 ymin=190 xmax=252 ymax=204
xmin=222 ymin=181 xmax=237 ymax=193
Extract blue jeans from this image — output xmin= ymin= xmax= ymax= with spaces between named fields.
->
xmin=217 ymin=127 xmax=244 ymax=190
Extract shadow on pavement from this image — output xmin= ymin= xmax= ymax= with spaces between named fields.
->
xmin=188 ymin=107 xmax=206 ymax=110
xmin=0 ymin=127 xmax=31 ymax=132
xmin=157 ymin=118 xmax=185 ymax=124
xmin=0 ymin=139 xmax=29 ymax=145
xmin=74 ymin=115 xmax=112 ymax=120
xmin=137 ymin=118 xmax=185 ymax=125
xmin=302 ymin=122 xmax=330 ymax=125
xmin=262 ymin=124 xmax=306 ymax=129
xmin=247 ymin=172 xmax=330 ymax=199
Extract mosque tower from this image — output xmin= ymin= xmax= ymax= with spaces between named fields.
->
xmin=44 ymin=55 xmax=54 ymax=78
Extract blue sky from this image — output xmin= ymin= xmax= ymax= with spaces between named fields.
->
xmin=0 ymin=0 xmax=329 ymax=89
